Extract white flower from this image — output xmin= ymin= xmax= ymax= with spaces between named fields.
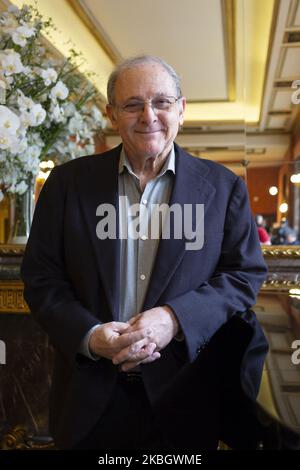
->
xmin=15 ymin=180 xmax=28 ymax=194
xmin=22 ymin=65 xmax=34 ymax=79
xmin=0 ymin=105 xmax=20 ymax=134
xmin=12 ymin=24 xmax=35 ymax=47
xmin=19 ymin=112 xmax=31 ymax=129
xmin=18 ymin=145 xmax=41 ymax=174
xmin=91 ymin=105 xmax=103 ymax=123
xmin=50 ymin=80 xmax=69 ymax=101
xmin=3 ymin=75 xmax=13 ymax=86
xmin=14 ymin=138 xmax=28 ymax=154
xmin=0 ymin=3 xmax=105 ymax=197
xmin=84 ymin=143 xmax=95 ymax=155
xmin=39 ymin=93 xmax=48 ymax=103
xmin=19 ymin=103 xmax=46 ymax=127
xmin=49 ymin=103 xmax=66 ymax=123
xmin=0 ymin=50 xmax=24 ymax=76
xmin=20 ymin=145 xmax=41 ymax=161
xmin=17 ymin=91 xmax=35 ymax=111
xmin=29 ymin=132 xmax=44 ymax=148
xmin=68 ymin=114 xmax=84 ymax=134
xmin=0 ymin=15 xmax=18 ymax=35
xmin=27 ymin=103 xmax=46 ymax=126
xmin=40 ymin=68 xmax=57 ymax=86
xmin=17 ymin=125 xmax=27 ymax=139
xmin=0 ymin=189 xmax=4 ymax=202
xmin=0 ymin=79 xmax=6 ymax=90
xmin=0 ymin=132 xmax=19 ymax=151
xmin=62 ymin=102 xmax=76 ymax=117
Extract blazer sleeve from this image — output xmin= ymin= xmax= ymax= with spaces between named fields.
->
xmin=21 ymin=167 xmax=100 ymax=365
xmin=166 ymin=176 xmax=268 ymax=363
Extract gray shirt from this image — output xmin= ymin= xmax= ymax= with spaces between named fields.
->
xmin=118 ymin=146 xmax=175 ymax=322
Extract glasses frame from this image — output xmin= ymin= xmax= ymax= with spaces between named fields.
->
xmin=113 ymin=95 xmax=182 ymax=114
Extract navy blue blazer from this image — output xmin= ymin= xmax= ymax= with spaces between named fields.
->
xmin=21 ymin=143 xmax=268 ymax=448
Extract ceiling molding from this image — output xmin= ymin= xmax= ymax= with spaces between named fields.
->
xmin=60 ymin=0 xmax=274 ymax=125
xmin=186 ymin=0 xmax=236 ymax=105
xmin=258 ymin=0 xmax=281 ymax=126
xmin=286 ymin=0 xmax=300 ymax=26
xmin=222 ymin=0 xmax=236 ymax=101
xmin=67 ymin=0 xmax=237 ymax=109
xmin=259 ymin=0 xmax=300 ymax=132
xmin=67 ymin=0 xmax=122 ymax=64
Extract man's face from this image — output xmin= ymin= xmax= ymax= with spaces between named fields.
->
xmin=106 ymin=63 xmax=186 ymax=160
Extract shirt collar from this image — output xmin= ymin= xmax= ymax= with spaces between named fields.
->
xmin=118 ymin=145 xmax=176 ymax=177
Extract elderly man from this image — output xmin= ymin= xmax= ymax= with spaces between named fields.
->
xmin=21 ymin=55 xmax=268 ymax=450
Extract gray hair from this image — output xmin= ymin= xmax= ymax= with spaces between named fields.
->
xmin=107 ymin=55 xmax=182 ymax=105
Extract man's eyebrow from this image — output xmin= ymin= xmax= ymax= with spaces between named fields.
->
xmin=123 ymin=95 xmax=144 ymax=101
xmin=123 ymin=93 xmax=169 ymax=101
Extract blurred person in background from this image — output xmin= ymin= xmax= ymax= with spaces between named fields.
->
xmin=255 ymin=215 xmax=271 ymax=245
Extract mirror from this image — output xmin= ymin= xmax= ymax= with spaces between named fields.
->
xmin=246 ymin=159 xmax=300 ymax=246
xmin=0 ymin=198 xmax=8 ymax=244
xmin=254 ymin=291 xmax=300 ymax=436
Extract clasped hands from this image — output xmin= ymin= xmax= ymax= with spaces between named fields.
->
xmin=88 ymin=306 xmax=179 ymax=371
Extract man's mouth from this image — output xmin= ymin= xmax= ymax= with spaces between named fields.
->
xmin=135 ymin=130 xmax=163 ymax=134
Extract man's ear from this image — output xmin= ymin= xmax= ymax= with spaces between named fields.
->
xmin=106 ymin=104 xmax=119 ymax=132
xmin=178 ymin=97 xmax=186 ymax=126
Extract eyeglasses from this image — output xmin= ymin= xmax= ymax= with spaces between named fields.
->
xmin=115 ymin=96 xmax=182 ymax=114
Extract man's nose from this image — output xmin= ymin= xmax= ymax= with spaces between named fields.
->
xmin=139 ymin=102 xmax=157 ymax=122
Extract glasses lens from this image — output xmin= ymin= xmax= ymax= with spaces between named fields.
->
xmin=153 ymin=97 xmax=175 ymax=110
xmin=122 ymin=101 xmax=144 ymax=113
xmin=120 ymin=96 xmax=178 ymax=113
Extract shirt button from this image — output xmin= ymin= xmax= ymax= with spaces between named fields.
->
xmin=141 ymin=235 xmax=147 ymax=240
xmin=140 ymin=274 xmax=146 ymax=280
xmin=142 ymin=199 xmax=147 ymax=205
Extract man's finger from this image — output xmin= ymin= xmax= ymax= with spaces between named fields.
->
xmin=113 ymin=340 xmax=156 ymax=366
xmin=140 ymin=351 xmax=161 ymax=364
xmin=128 ymin=314 xmax=142 ymax=326
xmin=120 ymin=351 xmax=161 ymax=371
xmin=115 ymin=328 xmax=151 ymax=350
xmin=112 ymin=322 xmax=131 ymax=334
xmin=112 ymin=338 xmax=150 ymax=365
xmin=120 ymin=361 xmax=140 ymax=372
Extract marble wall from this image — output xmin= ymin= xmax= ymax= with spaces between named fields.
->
xmin=0 ymin=313 xmax=52 ymax=440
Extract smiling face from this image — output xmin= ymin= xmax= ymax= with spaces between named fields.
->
xmin=106 ymin=62 xmax=186 ymax=161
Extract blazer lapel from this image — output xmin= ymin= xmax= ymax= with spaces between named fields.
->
xmin=78 ymin=145 xmax=122 ymax=321
xmin=143 ymin=145 xmax=216 ymax=310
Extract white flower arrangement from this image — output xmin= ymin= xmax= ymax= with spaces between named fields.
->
xmin=0 ymin=4 xmax=106 ymax=202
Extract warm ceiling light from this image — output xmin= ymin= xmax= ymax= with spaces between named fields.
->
xmin=279 ymin=202 xmax=288 ymax=213
xmin=39 ymin=160 xmax=54 ymax=169
xmin=289 ymin=289 xmax=300 ymax=295
xmin=37 ymin=170 xmax=50 ymax=181
xmin=269 ymin=186 xmax=278 ymax=195
xmin=290 ymin=173 xmax=300 ymax=185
